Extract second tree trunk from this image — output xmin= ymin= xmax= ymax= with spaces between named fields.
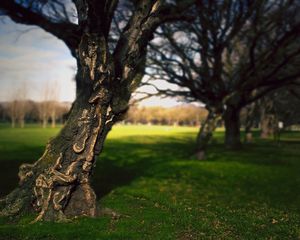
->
xmin=224 ymin=106 xmax=241 ymax=149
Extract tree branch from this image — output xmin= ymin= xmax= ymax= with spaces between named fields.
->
xmin=0 ymin=0 xmax=81 ymax=52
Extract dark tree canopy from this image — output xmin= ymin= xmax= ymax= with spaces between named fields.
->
xmin=146 ymin=0 xmax=300 ymax=150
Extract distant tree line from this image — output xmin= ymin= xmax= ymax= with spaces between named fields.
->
xmin=0 ymin=101 xmax=210 ymax=127
xmin=0 ymin=100 xmax=71 ymax=128
xmin=2 ymin=97 xmax=299 ymax=131
xmin=126 ymin=105 xmax=208 ymax=126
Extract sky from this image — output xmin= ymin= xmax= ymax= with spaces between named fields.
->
xmin=0 ymin=17 xmax=182 ymax=107
xmin=0 ymin=17 xmax=76 ymax=102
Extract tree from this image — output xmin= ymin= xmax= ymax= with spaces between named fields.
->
xmin=48 ymin=83 xmax=60 ymax=128
xmin=7 ymin=84 xmax=29 ymax=128
xmin=146 ymin=0 xmax=300 ymax=157
xmin=7 ymin=100 xmax=18 ymax=128
xmin=37 ymin=82 xmax=60 ymax=128
xmin=259 ymin=97 xmax=278 ymax=139
xmin=0 ymin=0 xmax=194 ymax=221
xmin=25 ymin=100 xmax=40 ymax=123
xmin=272 ymin=85 xmax=300 ymax=128
xmin=37 ymin=100 xmax=49 ymax=128
xmin=17 ymin=84 xmax=29 ymax=128
xmin=240 ymin=102 xmax=260 ymax=142
xmin=245 ymin=84 xmax=300 ymax=139
xmin=0 ymin=103 xmax=5 ymax=122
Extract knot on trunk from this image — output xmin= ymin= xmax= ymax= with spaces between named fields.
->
xmin=32 ymin=153 xmax=79 ymax=222
xmin=73 ymin=109 xmax=92 ymax=153
xmin=18 ymin=163 xmax=34 ymax=185
xmin=89 ymin=87 xmax=111 ymax=104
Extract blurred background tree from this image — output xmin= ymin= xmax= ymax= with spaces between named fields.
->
xmin=145 ymin=0 xmax=300 ymax=158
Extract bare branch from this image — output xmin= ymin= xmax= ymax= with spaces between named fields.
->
xmin=0 ymin=0 xmax=81 ymax=52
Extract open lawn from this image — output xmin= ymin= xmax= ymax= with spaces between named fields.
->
xmin=0 ymin=125 xmax=299 ymax=239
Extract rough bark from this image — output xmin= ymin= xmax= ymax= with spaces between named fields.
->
xmin=224 ymin=105 xmax=241 ymax=149
xmin=195 ymin=111 xmax=220 ymax=160
xmin=0 ymin=97 xmax=104 ymax=221
xmin=0 ymin=35 xmax=119 ymax=222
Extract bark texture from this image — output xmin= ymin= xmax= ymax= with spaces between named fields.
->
xmin=0 ymin=36 xmax=118 ymax=222
xmin=195 ymin=111 xmax=221 ymax=160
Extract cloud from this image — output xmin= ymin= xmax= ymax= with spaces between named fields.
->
xmin=0 ymin=18 xmax=181 ymax=106
xmin=0 ymin=19 xmax=76 ymax=102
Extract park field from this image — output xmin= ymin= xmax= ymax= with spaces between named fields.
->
xmin=0 ymin=125 xmax=299 ymax=239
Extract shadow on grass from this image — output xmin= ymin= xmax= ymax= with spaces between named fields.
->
xmin=0 ymin=128 xmax=300 ymax=240
xmin=0 ymin=131 xmax=299 ymax=211
xmin=0 ymin=133 xmax=196 ymax=198
xmin=0 ymin=146 xmax=43 ymax=197
xmin=91 ymin=134 xmax=300 ymax=209
xmin=92 ymin=134 xmax=196 ymax=198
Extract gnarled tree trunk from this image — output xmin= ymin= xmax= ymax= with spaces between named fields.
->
xmin=195 ymin=111 xmax=221 ymax=160
xmin=0 ymin=35 xmax=121 ymax=222
xmin=224 ymin=105 xmax=241 ymax=149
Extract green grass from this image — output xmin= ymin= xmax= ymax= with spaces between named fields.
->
xmin=0 ymin=125 xmax=299 ymax=239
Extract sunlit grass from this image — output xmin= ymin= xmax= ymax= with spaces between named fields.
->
xmin=0 ymin=124 xmax=299 ymax=239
